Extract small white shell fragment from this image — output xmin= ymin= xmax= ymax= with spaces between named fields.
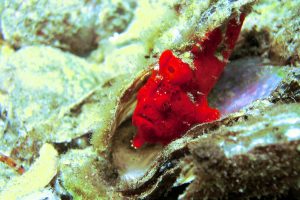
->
xmin=0 ymin=143 xmax=58 ymax=200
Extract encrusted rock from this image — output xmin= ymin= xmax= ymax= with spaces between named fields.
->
xmin=184 ymin=103 xmax=300 ymax=199
xmin=234 ymin=0 xmax=300 ymax=65
xmin=1 ymin=0 xmax=135 ymax=55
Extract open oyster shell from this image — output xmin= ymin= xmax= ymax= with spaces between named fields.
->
xmin=90 ymin=54 xmax=299 ymax=199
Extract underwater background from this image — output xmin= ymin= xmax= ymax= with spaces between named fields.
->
xmin=0 ymin=0 xmax=300 ymax=199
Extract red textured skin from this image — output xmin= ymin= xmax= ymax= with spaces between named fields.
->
xmin=132 ymin=15 xmax=245 ymax=148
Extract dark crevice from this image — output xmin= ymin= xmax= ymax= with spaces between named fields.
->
xmin=53 ymin=132 xmax=92 ymax=155
xmin=163 ymin=183 xmax=190 ymax=199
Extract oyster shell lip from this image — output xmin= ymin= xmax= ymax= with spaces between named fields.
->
xmin=120 ymin=164 xmax=182 ymax=197
xmin=103 ymin=68 xmax=152 ymax=154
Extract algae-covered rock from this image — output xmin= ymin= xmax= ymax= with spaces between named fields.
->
xmin=236 ymin=0 xmax=300 ymax=64
xmin=59 ymin=147 xmax=118 ymax=200
xmin=1 ymin=0 xmax=135 ymax=55
xmin=0 ymin=46 xmax=114 ymax=147
xmin=88 ymin=0 xmax=179 ymax=71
